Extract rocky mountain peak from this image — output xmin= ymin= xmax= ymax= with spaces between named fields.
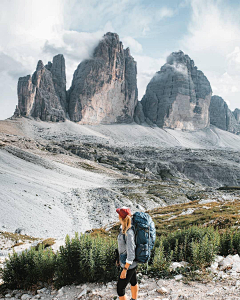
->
xmin=36 ymin=60 xmax=44 ymax=71
xmin=209 ymin=95 xmax=240 ymax=134
xmin=166 ymin=50 xmax=192 ymax=66
xmin=14 ymin=35 xmax=240 ymax=134
xmin=93 ymin=32 xmax=123 ymax=61
xmin=50 ymin=54 xmax=67 ymax=111
xmin=67 ymin=32 xmax=138 ymax=124
xmin=105 ymin=31 xmax=119 ymax=38
xmin=136 ymin=50 xmax=212 ymax=130
xmin=124 ymin=47 xmax=131 ymax=57
xmin=14 ymin=54 xmax=66 ymax=122
xmin=234 ymin=108 xmax=240 ymax=123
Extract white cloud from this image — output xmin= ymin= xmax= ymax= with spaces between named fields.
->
xmin=64 ymin=0 xmax=175 ymax=37
xmin=171 ymin=62 xmax=188 ymax=76
xmin=227 ymin=47 xmax=240 ymax=64
xmin=227 ymin=47 xmax=240 ymax=76
xmin=180 ymin=0 xmax=240 ymax=111
xmin=0 ymin=73 xmax=18 ymax=120
xmin=122 ymin=36 xmax=143 ymax=53
xmin=134 ymin=55 xmax=166 ymax=100
xmin=157 ymin=7 xmax=175 ymax=20
xmin=210 ymin=71 xmax=240 ymax=109
xmin=43 ymin=30 xmax=104 ymax=88
xmin=122 ymin=37 xmax=143 ymax=54
xmin=0 ymin=52 xmax=28 ymax=79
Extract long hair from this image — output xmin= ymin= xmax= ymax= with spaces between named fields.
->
xmin=120 ymin=215 xmax=132 ymax=235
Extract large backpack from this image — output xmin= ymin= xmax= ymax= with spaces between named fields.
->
xmin=132 ymin=212 xmax=156 ymax=263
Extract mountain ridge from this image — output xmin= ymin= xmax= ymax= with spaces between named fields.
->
xmin=12 ymin=32 xmax=240 ymax=136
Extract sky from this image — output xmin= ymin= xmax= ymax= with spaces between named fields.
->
xmin=0 ymin=0 xmax=240 ymax=120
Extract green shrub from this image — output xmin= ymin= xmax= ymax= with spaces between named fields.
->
xmin=150 ymin=238 xmax=173 ymax=276
xmin=54 ymin=233 xmax=118 ymax=287
xmin=3 ymin=226 xmax=239 ymax=290
xmin=219 ymin=229 xmax=240 ymax=256
xmin=2 ymin=245 xmax=56 ymax=289
xmin=191 ymin=234 xmax=219 ymax=268
xmin=158 ymin=226 xmax=220 ymax=268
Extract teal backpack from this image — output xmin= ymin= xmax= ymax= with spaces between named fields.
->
xmin=121 ymin=212 xmax=156 ymax=264
xmin=132 ymin=212 xmax=156 ymax=263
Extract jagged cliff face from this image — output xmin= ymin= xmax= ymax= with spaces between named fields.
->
xmin=68 ymin=32 xmax=138 ymax=124
xmin=209 ymin=96 xmax=240 ymax=134
xmin=15 ymin=33 xmax=137 ymax=124
xmin=46 ymin=55 xmax=67 ymax=112
xmin=15 ymin=55 xmax=66 ymax=122
xmin=16 ymin=75 xmax=36 ymax=117
xmin=15 ymin=35 xmax=240 ymax=133
xmin=234 ymin=108 xmax=240 ymax=124
xmin=138 ymin=51 xmax=212 ymax=130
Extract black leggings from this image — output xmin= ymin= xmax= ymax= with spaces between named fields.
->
xmin=117 ymin=267 xmax=138 ymax=297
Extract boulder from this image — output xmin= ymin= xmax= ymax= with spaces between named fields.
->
xmin=157 ymin=287 xmax=169 ymax=295
xmin=174 ymin=274 xmax=183 ymax=280
xmin=139 ymin=50 xmax=212 ymax=130
xmin=219 ymin=255 xmax=234 ymax=270
xmin=231 ymin=254 xmax=240 ymax=272
xmin=170 ymin=261 xmax=188 ymax=271
xmin=21 ymin=294 xmax=31 ymax=300
xmin=214 ymin=255 xmax=224 ymax=263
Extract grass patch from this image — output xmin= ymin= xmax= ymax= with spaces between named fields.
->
xmin=77 ymin=162 xmax=99 ymax=171
xmin=0 ymin=231 xmax=38 ymax=242
xmin=11 ymin=242 xmax=24 ymax=248
xmin=34 ymin=238 xmax=55 ymax=250
xmin=89 ymin=200 xmax=240 ymax=238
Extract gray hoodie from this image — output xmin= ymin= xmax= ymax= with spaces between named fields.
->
xmin=117 ymin=225 xmax=138 ymax=270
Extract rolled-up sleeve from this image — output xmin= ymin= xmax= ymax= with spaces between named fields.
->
xmin=126 ymin=229 xmax=136 ymax=264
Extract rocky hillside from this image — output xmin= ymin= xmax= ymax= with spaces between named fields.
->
xmin=135 ymin=51 xmax=212 ymax=130
xmin=1 ymin=118 xmax=240 ymax=238
xmin=210 ymin=95 xmax=240 ymax=134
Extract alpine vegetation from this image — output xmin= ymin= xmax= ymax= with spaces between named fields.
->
xmin=2 ymin=226 xmax=240 ymax=290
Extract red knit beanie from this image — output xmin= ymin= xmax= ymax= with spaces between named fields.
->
xmin=116 ymin=207 xmax=132 ymax=219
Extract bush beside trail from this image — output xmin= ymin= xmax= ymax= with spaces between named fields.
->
xmin=1 ymin=245 xmax=56 ymax=290
xmin=55 ymin=233 xmax=118 ymax=287
xmin=1 ymin=226 xmax=240 ymax=290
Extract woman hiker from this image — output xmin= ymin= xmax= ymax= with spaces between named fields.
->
xmin=116 ymin=207 xmax=139 ymax=300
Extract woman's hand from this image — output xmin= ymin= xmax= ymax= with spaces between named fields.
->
xmin=116 ymin=260 xmax=120 ymax=267
xmin=120 ymin=269 xmax=127 ymax=279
